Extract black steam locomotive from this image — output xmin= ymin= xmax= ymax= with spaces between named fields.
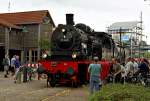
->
xmin=50 ymin=14 xmax=116 ymax=61
xmin=39 ymin=14 xmax=119 ymax=87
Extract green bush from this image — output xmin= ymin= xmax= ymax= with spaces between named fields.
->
xmin=90 ymin=84 xmax=150 ymax=101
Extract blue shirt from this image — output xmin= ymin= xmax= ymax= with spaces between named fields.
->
xmin=14 ymin=59 xmax=20 ymax=68
xmin=88 ymin=63 xmax=101 ymax=77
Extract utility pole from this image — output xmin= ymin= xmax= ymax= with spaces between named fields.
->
xmin=8 ymin=0 xmax=11 ymax=12
xmin=4 ymin=0 xmax=11 ymax=56
xmin=131 ymin=31 xmax=133 ymax=58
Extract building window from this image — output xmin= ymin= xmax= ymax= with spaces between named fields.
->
xmin=32 ymin=50 xmax=37 ymax=62
xmin=25 ymin=50 xmax=37 ymax=63
xmin=25 ymin=51 xmax=29 ymax=62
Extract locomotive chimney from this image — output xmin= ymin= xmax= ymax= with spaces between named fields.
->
xmin=66 ymin=14 xmax=74 ymax=25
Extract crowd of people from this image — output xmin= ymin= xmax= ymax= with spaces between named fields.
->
xmin=88 ymin=56 xmax=150 ymax=94
xmin=2 ymin=54 xmax=20 ymax=80
xmin=108 ymin=57 xmax=150 ymax=84
xmin=2 ymin=54 xmax=40 ymax=83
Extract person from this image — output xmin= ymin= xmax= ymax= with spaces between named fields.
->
xmin=125 ymin=57 xmax=135 ymax=77
xmin=133 ymin=58 xmax=139 ymax=74
xmin=14 ymin=55 xmax=21 ymax=83
xmin=120 ymin=64 xmax=126 ymax=84
xmin=10 ymin=55 xmax=16 ymax=76
xmin=2 ymin=54 xmax=10 ymax=78
xmin=88 ymin=56 xmax=101 ymax=94
xmin=138 ymin=58 xmax=149 ymax=75
xmin=109 ymin=58 xmax=122 ymax=83
xmin=37 ymin=63 xmax=42 ymax=80
xmin=138 ymin=58 xmax=150 ymax=85
xmin=22 ymin=62 xmax=28 ymax=83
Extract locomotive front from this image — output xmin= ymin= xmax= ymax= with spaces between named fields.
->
xmin=52 ymin=25 xmax=76 ymax=51
xmin=51 ymin=25 xmax=82 ymax=53
xmin=51 ymin=14 xmax=88 ymax=60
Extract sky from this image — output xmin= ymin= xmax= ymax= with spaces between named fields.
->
xmin=0 ymin=0 xmax=150 ymax=44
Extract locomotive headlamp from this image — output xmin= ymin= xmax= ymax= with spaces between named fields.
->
xmin=81 ymin=43 xmax=87 ymax=48
xmin=63 ymin=35 xmax=66 ymax=39
xmin=72 ymin=53 xmax=77 ymax=59
xmin=62 ymin=29 xmax=66 ymax=32
xmin=42 ymin=53 xmax=47 ymax=58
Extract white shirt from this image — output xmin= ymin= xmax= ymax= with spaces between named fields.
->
xmin=11 ymin=57 xmax=16 ymax=66
xmin=133 ymin=61 xmax=139 ymax=73
xmin=121 ymin=65 xmax=126 ymax=77
xmin=125 ymin=61 xmax=134 ymax=75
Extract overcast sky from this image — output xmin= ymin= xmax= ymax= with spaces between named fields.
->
xmin=0 ymin=0 xmax=150 ymax=43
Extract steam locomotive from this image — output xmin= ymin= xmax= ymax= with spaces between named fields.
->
xmin=38 ymin=14 xmax=118 ymax=87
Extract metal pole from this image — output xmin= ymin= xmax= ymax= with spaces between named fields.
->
xmin=119 ymin=28 xmax=122 ymax=63
xmin=131 ymin=32 xmax=133 ymax=58
xmin=139 ymin=12 xmax=143 ymax=58
xmin=8 ymin=0 xmax=11 ymax=12
xmin=139 ymin=42 xmax=140 ymax=58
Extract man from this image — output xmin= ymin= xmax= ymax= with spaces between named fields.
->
xmin=133 ymin=58 xmax=139 ymax=74
xmin=88 ymin=56 xmax=101 ymax=94
xmin=138 ymin=58 xmax=149 ymax=85
xmin=14 ymin=55 xmax=21 ymax=83
xmin=2 ymin=55 xmax=10 ymax=78
xmin=138 ymin=58 xmax=149 ymax=75
xmin=10 ymin=55 xmax=16 ymax=76
xmin=125 ymin=57 xmax=134 ymax=78
xmin=110 ymin=58 xmax=122 ymax=83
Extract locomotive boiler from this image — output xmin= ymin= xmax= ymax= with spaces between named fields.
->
xmin=38 ymin=14 xmax=117 ymax=87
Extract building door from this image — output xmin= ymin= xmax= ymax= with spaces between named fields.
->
xmin=9 ymin=49 xmax=21 ymax=60
xmin=0 ymin=46 xmax=5 ymax=71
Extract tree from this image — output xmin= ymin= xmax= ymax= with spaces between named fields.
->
xmin=39 ymin=38 xmax=51 ymax=52
xmin=143 ymin=51 xmax=150 ymax=59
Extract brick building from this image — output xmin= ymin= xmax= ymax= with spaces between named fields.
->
xmin=0 ymin=10 xmax=55 ymax=70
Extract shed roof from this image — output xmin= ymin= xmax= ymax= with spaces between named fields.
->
xmin=0 ymin=10 xmax=55 ymax=26
xmin=0 ymin=18 xmax=20 ymax=29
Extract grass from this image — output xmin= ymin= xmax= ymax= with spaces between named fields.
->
xmin=89 ymin=83 xmax=150 ymax=101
